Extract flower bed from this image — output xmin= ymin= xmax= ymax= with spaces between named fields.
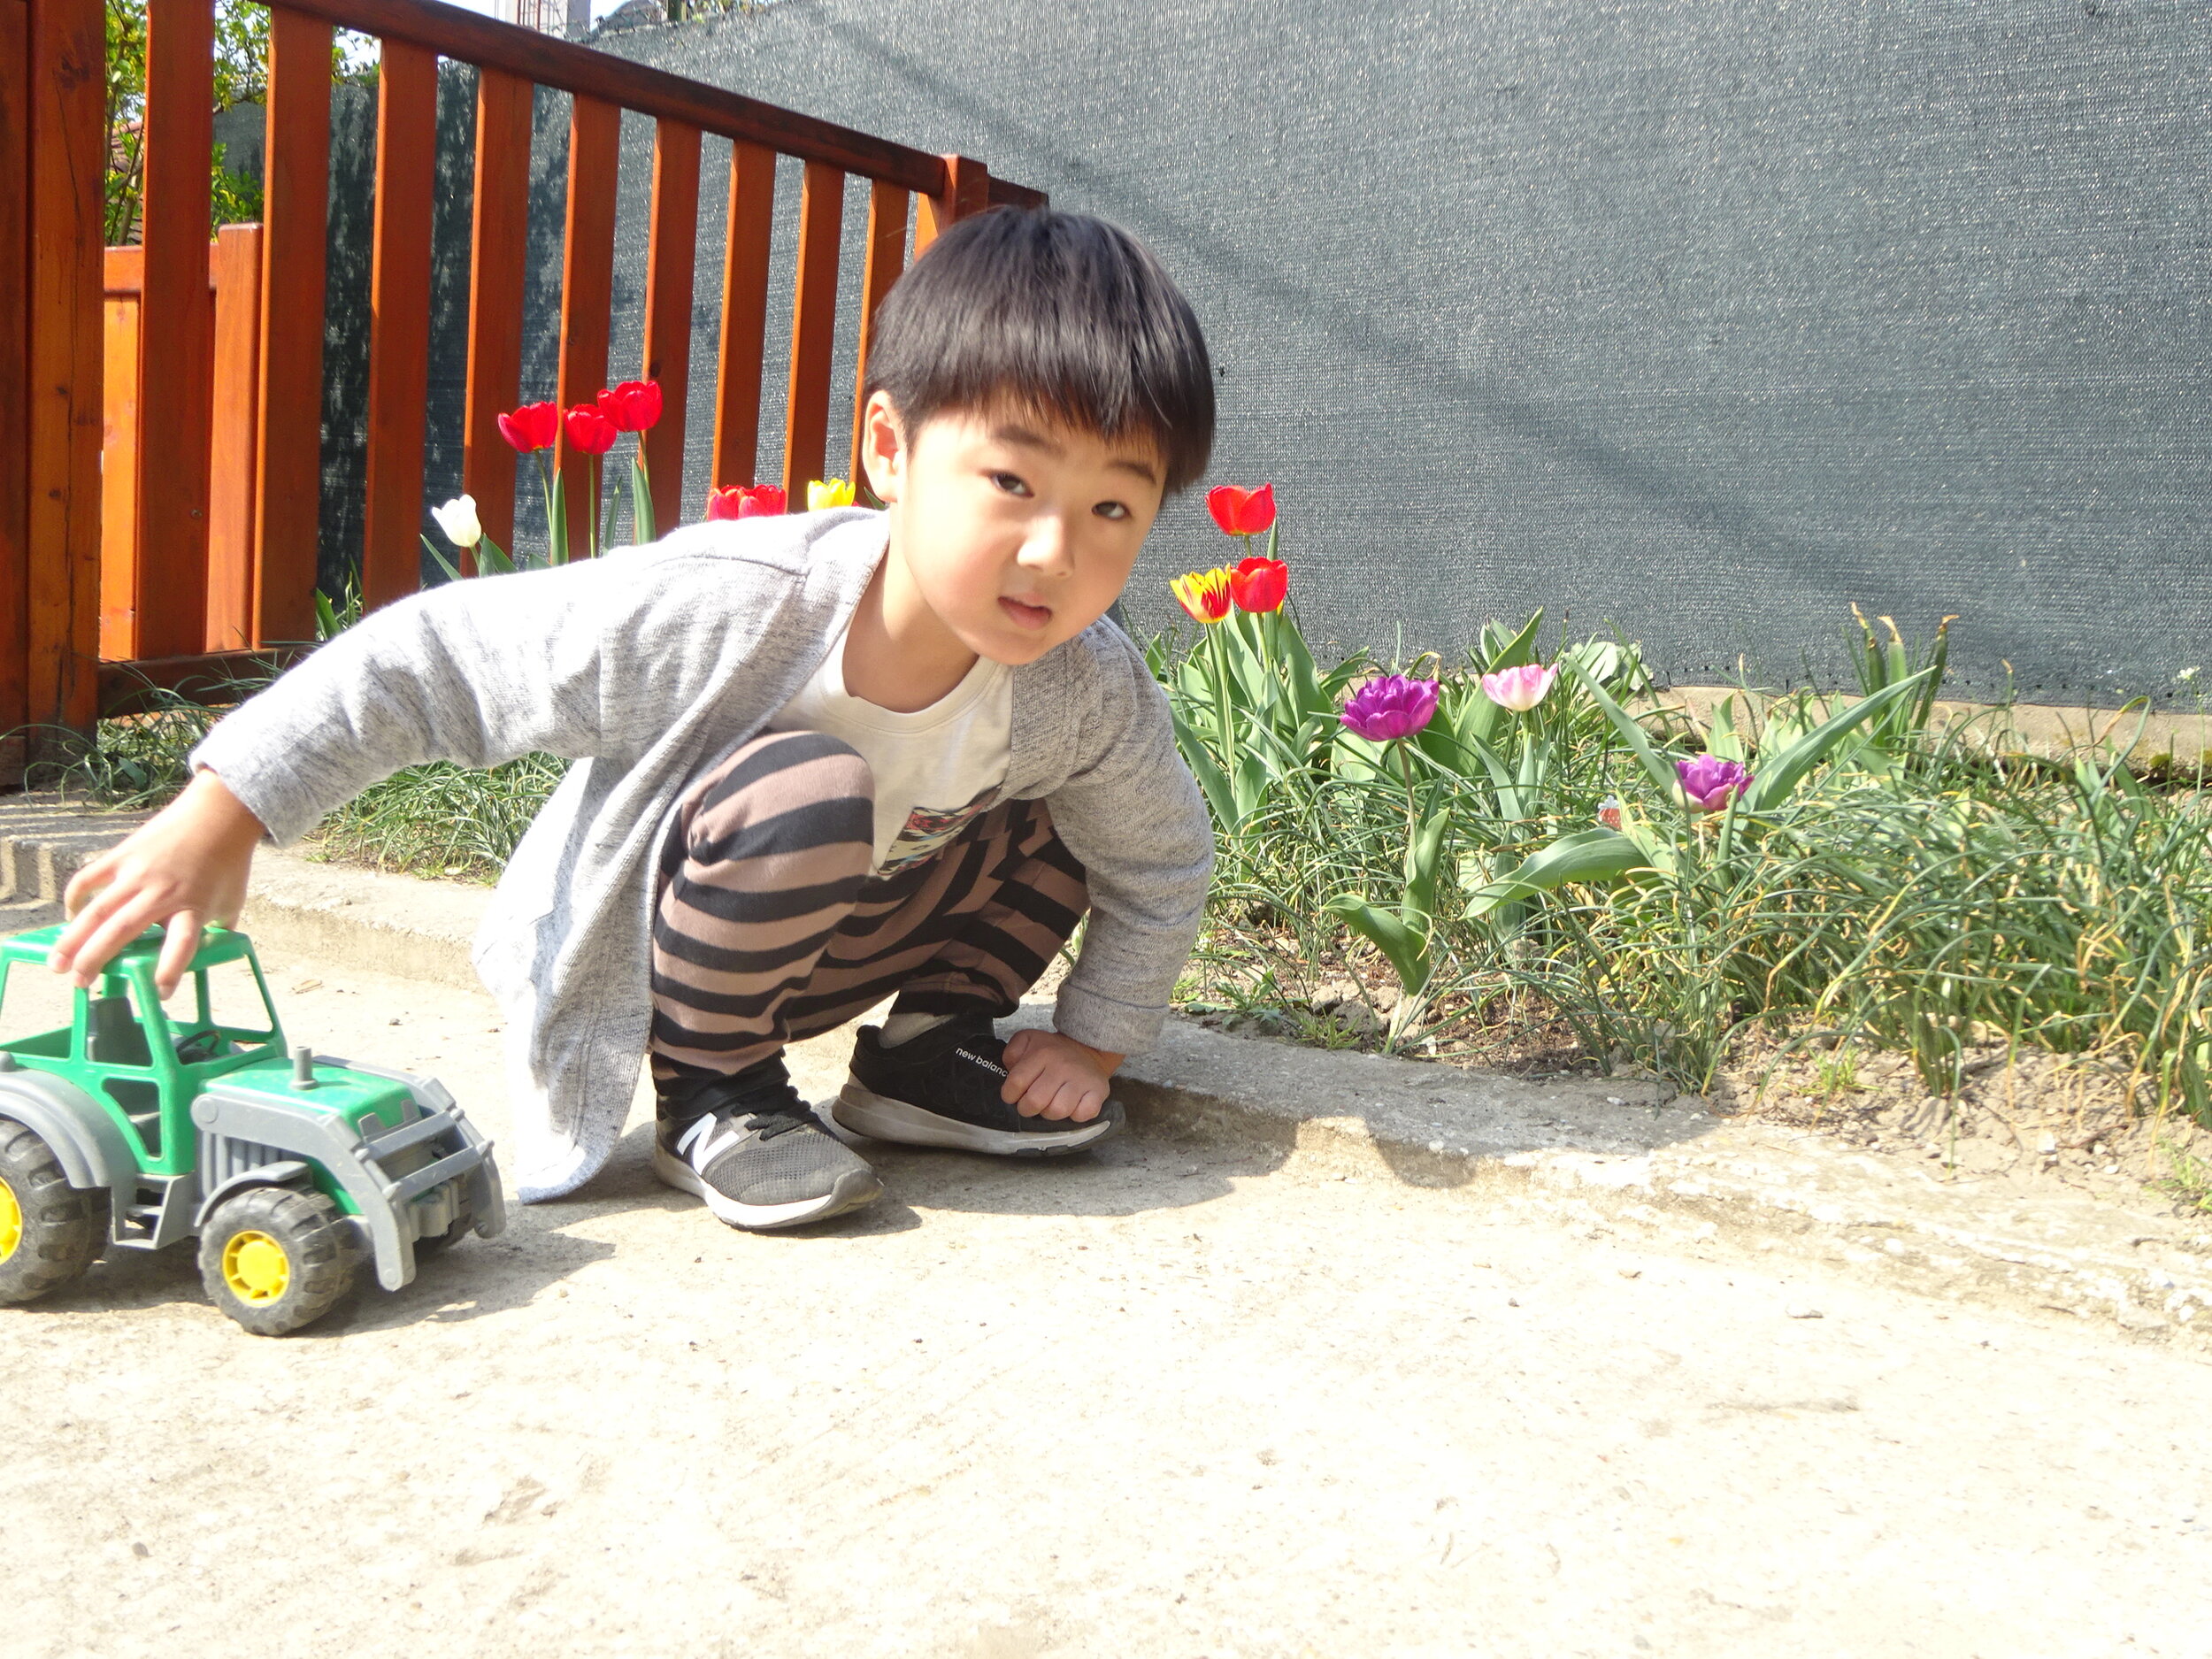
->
xmin=1163 ymin=486 xmax=2212 ymax=1127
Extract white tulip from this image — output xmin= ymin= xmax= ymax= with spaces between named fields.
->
xmin=430 ymin=494 xmax=483 ymax=549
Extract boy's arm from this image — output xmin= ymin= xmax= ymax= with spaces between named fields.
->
xmin=51 ymin=559 xmax=623 ymax=992
xmin=1041 ymin=644 xmax=1216 ymax=1060
xmin=182 ymin=557 xmax=619 ymax=846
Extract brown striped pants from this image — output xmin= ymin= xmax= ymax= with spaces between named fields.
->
xmin=649 ymin=729 xmax=1089 ymax=1093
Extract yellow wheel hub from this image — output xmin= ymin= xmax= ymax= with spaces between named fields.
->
xmin=0 ymin=1177 xmax=19 ymax=1264
xmin=220 ymin=1230 xmax=290 ymax=1304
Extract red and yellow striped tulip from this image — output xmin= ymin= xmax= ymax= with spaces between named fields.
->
xmin=1171 ymin=567 xmax=1234 ymax=624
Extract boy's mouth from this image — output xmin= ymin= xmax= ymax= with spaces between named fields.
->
xmin=998 ymin=596 xmax=1053 ymax=631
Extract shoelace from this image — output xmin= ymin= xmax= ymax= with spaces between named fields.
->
xmin=740 ymin=1106 xmax=814 ymax=1141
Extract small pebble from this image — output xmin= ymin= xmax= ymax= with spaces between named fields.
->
xmin=1617 ymin=1267 xmax=1641 ymax=1279
xmin=1786 ymin=1304 xmax=1824 ymax=1319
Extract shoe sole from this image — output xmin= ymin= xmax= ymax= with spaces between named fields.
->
xmin=651 ymin=1147 xmax=882 ymax=1230
xmin=831 ymin=1081 xmax=1125 ymax=1157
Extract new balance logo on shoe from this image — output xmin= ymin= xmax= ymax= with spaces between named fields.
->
xmin=651 ymin=1061 xmax=882 ymax=1231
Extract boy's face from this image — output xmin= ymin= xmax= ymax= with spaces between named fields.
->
xmin=862 ymin=393 xmax=1166 ymax=666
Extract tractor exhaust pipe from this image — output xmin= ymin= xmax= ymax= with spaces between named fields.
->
xmin=291 ymin=1044 xmax=318 ymax=1089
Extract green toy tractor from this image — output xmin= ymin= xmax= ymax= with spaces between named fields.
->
xmin=0 ymin=922 xmax=503 ymax=1335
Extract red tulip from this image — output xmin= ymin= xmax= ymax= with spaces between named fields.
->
xmin=1229 ymin=555 xmax=1287 ymax=613
xmin=497 ymin=401 xmax=558 ymax=453
xmin=596 ymin=380 xmax=663 ymax=433
xmin=564 ymin=403 xmax=618 ymax=457
xmin=1207 ymin=483 xmax=1276 ymax=537
xmin=706 ymin=484 xmax=787 ymax=521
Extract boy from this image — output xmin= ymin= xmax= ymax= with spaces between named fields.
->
xmin=46 ymin=208 xmax=1217 ymax=1232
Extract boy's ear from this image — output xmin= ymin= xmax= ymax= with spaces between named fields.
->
xmin=859 ymin=391 xmax=905 ymax=505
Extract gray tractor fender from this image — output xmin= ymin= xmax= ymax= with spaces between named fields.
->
xmin=194 ymin=1159 xmax=314 ymax=1230
xmin=0 ymin=1071 xmax=132 ymax=1193
xmin=192 ymin=1087 xmax=421 ymax=1293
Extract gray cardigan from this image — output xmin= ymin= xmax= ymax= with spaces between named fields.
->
xmin=192 ymin=509 xmax=1213 ymax=1201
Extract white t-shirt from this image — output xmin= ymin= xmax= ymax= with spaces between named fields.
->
xmin=765 ymin=626 xmax=1013 ymax=874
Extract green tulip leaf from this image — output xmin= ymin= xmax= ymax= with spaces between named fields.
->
xmin=1171 ymin=710 xmax=1239 ymax=829
xmin=1740 ymin=670 xmax=1932 ymax=812
xmin=631 ymin=456 xmax=657 ymax=545
xmin=1463 ymin=827 xmax=1651 ymax=919
xmin=1323 ymin=894 xmax=1432 ymax=994
xmin=1565 ymin=663 xmax=1681 ymax=797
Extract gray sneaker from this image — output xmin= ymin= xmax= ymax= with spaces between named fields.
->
xmin=653 ymin=1058 xmax=882 ymax=1230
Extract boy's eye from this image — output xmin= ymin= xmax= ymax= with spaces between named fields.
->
xmin=1093 ymin=501 xmax=1132 ymax=521
xmin=989 ymin=472 xmax=1031 ymax=496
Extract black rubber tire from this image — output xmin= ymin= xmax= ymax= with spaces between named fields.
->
xmin=0 ymin=1117 xmax=104 ymax=1305
xmin=197 ymin=1185 xmax=360 ymax=1336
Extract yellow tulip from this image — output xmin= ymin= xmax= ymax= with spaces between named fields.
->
xmin=808 ymin=478 xmax=856 ymax=511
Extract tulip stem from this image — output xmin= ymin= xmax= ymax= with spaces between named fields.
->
xmin=1208 ymin=618 xmax=1238 ymax=772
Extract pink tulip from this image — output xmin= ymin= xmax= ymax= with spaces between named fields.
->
xmin=1676 ymin=756 xmax=1753 ymax=812
xmin=1480 ymin=664 xmax=1558 ymax=713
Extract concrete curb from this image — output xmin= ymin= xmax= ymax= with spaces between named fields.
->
xmin=5 ymin=789 xmax=2208 ymax=1348
xmin=0 ymin=792 xmax=489 ymax=989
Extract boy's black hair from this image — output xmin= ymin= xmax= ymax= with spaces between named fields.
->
xmin=863 ymin=208 xmax=1215 ymax=495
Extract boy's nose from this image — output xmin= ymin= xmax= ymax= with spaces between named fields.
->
xmin=1015 ymin=514 xmax=1076 ymax=576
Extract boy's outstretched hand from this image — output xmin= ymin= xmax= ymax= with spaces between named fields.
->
xmin=1000 ymin=1028 xmax=1122 ymax=1123
xmin=47 ymin=768 xmax=266 ymax=998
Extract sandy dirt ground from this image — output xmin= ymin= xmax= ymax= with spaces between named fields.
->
xmin=4 ymin=941 xmax=2211 ymax=1658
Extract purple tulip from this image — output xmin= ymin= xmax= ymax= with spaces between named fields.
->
xmin=1677 ymin=755 xmax=1754 ymax=812
xmin=1340 ymin=674 xmax=1440 ymax=743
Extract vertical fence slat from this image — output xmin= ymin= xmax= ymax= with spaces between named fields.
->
xmin=0 ymin=0 xmax=29 ymax=774
xmin=555 ymin=94 xmax=619 ymax=547
xmin=205 ymin=225 xmax=262 ymax=650
xmin=641 ymin=118 xmax=701 ymax=536
xmin=781 ymin=160 xmax=843 ymax=500
xmin=711 ymin=141 xmax=774 ymax=490
xmin=360 ymin=39 xmax=439 ymax=613
xmin=462 ymin=66 xmax=533 ymax=571
xmin=849 ymin=180 xmax=908 ymax=495
xmin=253 ymin=7 xmax=332 ymax=648
xmin=23 ymin=0 xmax=103 ymax=746
xmin=914 ymin=153 xmax=988 ymax=257
xmin=134 ymin=0 xmax=215 ymax=658
xmin=98 ymin=252 xmax=142 ymax=661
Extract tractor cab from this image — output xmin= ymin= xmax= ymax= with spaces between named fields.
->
xmin=0 ymin=924 xmax=283 ymax=1180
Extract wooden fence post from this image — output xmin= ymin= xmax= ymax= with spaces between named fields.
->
xmin=780 ymin=159 xmax=843 ymax=500
xmin=22 ymin=0 xmax=103 ymax=762
xmin=641 ymin=117 xmax=701 ymax=535
xmin=253 ymin=6 xmax=332 ymax=648
xmin=711 ymin=142 xmax=774 ymax=491
xmin=914 ymin=153 xmax=988 ymax=257
xmin=1 ymin=0 xmax=31 ymax=783
xmin=134 ymin=0 xmax=214 ymax=657
xmin=554 ymin=94 xmax=618 ymax=550
xmin=205 ymin=224 xmax=263 ymax=650
xmin=360 ymin=38 xmax=438 ymax=612
xmin=462 ymin=66 xmax=533 ymax=570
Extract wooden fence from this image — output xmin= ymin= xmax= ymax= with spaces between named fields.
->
xmin=0 ymin=0 xmax=1043 ymax=780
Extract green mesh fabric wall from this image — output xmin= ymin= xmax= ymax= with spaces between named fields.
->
xmin=352 ymin=0 xmax=2212 ymax=705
